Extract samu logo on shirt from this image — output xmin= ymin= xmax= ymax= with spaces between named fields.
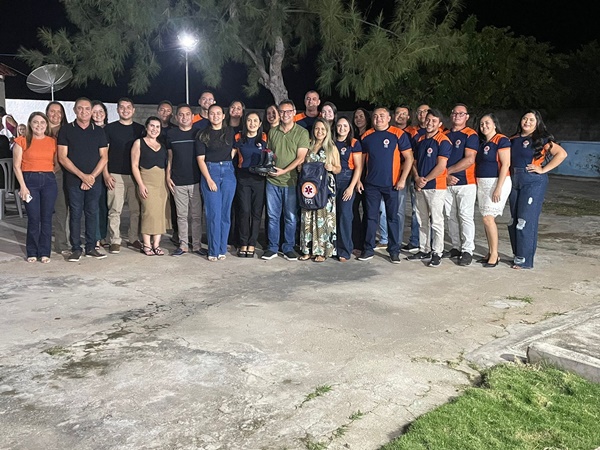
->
xmin=427 ymin=148 xmax=433 ymax=157
xmin=340 ymin=147 xmax=347 ymax=156
xmin=455 ymin=139 xmax=462 ymax=148
xmin=484 ymin=145 xmax=490 ymax=155
xmin=256 ymin=143 xmax=262 ymax=149
xmin=523 ymin=140 xmax=530 ymax=148
xmin=383 ymin=139 xmax=390 ymax=149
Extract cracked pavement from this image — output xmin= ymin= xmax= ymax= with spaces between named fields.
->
xmin=0 ymin=176 xmax=599 ymax=449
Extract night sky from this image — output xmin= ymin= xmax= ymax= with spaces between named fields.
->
xmin=1 ymin=0 xmax=595 ymax=109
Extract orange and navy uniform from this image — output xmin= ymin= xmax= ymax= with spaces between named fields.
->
xmin=192 ymin=114 xmax=209 ymax=131
xmin=476 ymin=134 xmax=510 ymax=178
xmin=233 ymin=132 xmax=268 ymax=169
xmin=444 ymin=126 xmax=478 ymax=185
xmin=360 ymin=126 xmax=412 ymax=188
xmin=414 ymin=131 xmax=452 ymax=190
xmin=293 ymin=112 xmax=318 ymax=131
xmin=510 ymin=135 xmax=553 ymax=169
xmin=335 ymin=138 xmax=362 ymax=171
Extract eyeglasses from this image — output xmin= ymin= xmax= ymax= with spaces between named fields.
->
xmin=279 ymin=109 xmax=294 ymax=116
xmin=451 ymin=112 xmax=468 ymax=117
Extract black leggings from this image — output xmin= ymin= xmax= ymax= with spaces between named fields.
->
xmin=235 ymin=172 xmax=266 ymax=247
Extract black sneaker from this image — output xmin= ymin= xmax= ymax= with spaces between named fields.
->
xmin=85 ymin=249 xmax=107 ymax=259
xmin=429 ymin=253 xmax=442 ymax=267
xmin=459 ymin=252 xmax=472 ymax=266
xmin=194 ymin=248 xmax=208 ymax=256
xmin=261 ymin=250 xmax=278 ymax=260
xmin=67 ymin=249 xmax=82 ymax=262
xmin=442 ymin=248 xmax=461 ymax=259
xmin=401 ymin=243 xmax=419 ymax=253
xmin=390 ymin=253 xmax=401 ymax=264
xmin=283 ymin=251 xmax=299 ymax=261
xmin=407 ymin=251 xmax=431 ymax=261
xmin=357 ymin=252 xmax=374 ymax=261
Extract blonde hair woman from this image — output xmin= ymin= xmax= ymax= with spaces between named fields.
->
xmin=298 ymin=118 xmax=341 ymax=262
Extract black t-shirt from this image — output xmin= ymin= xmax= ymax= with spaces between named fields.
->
xmin=104 ymin=121 xmax=145 ymax=175
xmin=139 ymin=138 xmax=167 ymax=170
xmin=166 ymin=127 xmax=201 ymax=186
xmin=195 ymin=127 xmax=235 ymax=163
xmin=57 ymin=121 xmax=108 ymax=175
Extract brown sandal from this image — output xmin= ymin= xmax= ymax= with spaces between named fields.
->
xmin=153 ymin=247 xmax=165 ymax=256
xmin=298 ymin=254 xmax=311 ymax=261
xmin=314 ymin=255 xmax=326 ymax=262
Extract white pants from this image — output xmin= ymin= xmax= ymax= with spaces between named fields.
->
xmin=415 ymin=189 xmax=446 ymax=256
xmin=444 ymin=184 xmax=477 ymax=254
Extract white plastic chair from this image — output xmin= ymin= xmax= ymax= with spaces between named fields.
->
xmin=0 ymin=158 xmax=24 ymax=220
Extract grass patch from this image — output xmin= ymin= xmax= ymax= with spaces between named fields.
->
xmin=506 ymin=295 xmax=533 ymax=304
xmin=381 ymin=363 xmax=600 ymax=450
xmin=42 ymin=346 xmax=71 ymax=356
xmin=299 ymin=384 xmax=333 ymax=407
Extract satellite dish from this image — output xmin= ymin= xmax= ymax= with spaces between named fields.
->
xmin=26 ymin=64 xmax=73 ymax=101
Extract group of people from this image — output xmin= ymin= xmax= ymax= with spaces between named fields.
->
xmin=7 ymin=89 xmax=567 ymax=269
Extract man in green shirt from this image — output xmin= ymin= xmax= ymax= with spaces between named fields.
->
xmin=262 ymin=99 xmax=310 ymax=260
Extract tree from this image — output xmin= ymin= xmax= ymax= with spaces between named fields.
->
xmin=561 ymin=41 xmax=600 ymax=108
xmin=316 ymin=0 xmax=466 ymax=102
xmin=20 ymin=0 xmax=465 ymax=104
xmin=368 ymin=17 xmax=568 ymax=112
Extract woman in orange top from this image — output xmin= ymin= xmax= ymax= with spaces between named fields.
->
xmin=12 ymin=112 xmax=58 ymax=263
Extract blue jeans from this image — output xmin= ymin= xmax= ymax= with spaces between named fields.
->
xmin=201 ymin=161 xmax=237 ymax=257
xmin=508 ymin=168 xmax=549 ymax=268
xmin=335 ymin=169 xmax=355 ymax=259
xmin=266 ymin=182 xmax=298 ymax=253
xmin=23 ymin=172 xmax=58 ymax=258
xmin=95 ymin=182 xmax=108 ymax=242
xmin=66 ymin=175 xmax=102 ymax=253
xmin=364 ymin=184 xmax=400 ymax=255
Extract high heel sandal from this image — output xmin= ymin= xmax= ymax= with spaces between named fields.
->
xmin=141 ymin=245 xmax=155 ymax=256
xmin=483 ymin=258 xmax=500 ymax=268
xmin=476 ymin=254 xmax=490 ymax=264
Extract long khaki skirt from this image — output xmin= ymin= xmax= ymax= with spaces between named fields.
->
xmin=140 ymin=166 xmax=169 ymax=235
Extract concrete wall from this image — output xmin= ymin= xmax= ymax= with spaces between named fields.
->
xmin=555 ymin=142 xmax=600 ymax=178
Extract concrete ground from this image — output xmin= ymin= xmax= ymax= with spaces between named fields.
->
xmin=0 ymin=175 xmax=599 ymax=450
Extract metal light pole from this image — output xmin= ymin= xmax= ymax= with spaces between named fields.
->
xmin=178 ymin=34 xmax=199 ymax=104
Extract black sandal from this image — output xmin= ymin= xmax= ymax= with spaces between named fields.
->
xmin=141 ymin=245 xmax=155 ymax=256
xmin=237 ymin=249 xmax=247 ymax=258
xmin=246 ymin=248 xmax=255 ymax=258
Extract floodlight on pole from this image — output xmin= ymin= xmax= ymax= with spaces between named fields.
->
xmin=178 ymin=34 xmax=199 ymax=104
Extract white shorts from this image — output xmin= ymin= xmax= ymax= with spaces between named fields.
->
xmin=477 ymin=176 xmax=511 ymax=217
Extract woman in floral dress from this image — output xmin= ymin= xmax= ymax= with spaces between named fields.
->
xmin=299 ymin=118 xmax=342 ymax=262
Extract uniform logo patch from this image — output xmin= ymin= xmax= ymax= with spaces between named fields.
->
xmin=383 ymin=139 xmax=390 ymax=149
xmin=484 ymin=145 xmax=490 ymax=155
xmin=340 ymin=147 xmax=347 ymax=155
xmin=427 ymin=147 xmax=433 ymax=157
xmin=523 ymin=140 xmax=530 ymax=148
xmin=455 ymin=139 xmax=462 ymax=148
xmin=302 ymin=182 xmax=318 ymax=199
xmin=257 ymin=143 xmax=262 ymax=149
